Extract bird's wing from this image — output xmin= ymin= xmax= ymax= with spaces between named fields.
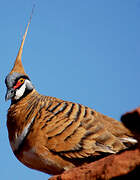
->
xmin=40 ymin=99 xmax=134 ymax=159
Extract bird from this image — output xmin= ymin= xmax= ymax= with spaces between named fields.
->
xmin=5 ymin=17 xmax=137 ymax=176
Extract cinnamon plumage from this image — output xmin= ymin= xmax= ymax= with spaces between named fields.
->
xmin=5 ymin=18 xmax=137 ymax=175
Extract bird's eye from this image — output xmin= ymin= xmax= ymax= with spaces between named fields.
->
xmin=13 ymin=78 xmax=25 ymax=89
xmin=19 ymin=78 xmax=25 ymax=83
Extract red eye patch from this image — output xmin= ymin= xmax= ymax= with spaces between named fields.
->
xmin=13 ymin=78 xmax=25 ymax=89
xmin=13 ymin=81 xmax=22 ymax=89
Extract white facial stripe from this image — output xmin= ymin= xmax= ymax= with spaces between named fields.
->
xmin=14 ymin=83 xmax=26 ymax=100
xmin=11 ymin=116 xmax=35 ymax=152
xmin=14 ymin=79 xmax=31 ymax=100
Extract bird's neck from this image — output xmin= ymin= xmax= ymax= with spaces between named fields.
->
xmin=8 ymin=89 xmax=42 ymax=125
xmin=11 ymin=87 xmax=35 ymax=105
xmin=7 ymin=89 xmax=42 ymax=150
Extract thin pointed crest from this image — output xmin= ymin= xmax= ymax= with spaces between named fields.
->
xmin=10 ymin=5 xmax=35 ymax=75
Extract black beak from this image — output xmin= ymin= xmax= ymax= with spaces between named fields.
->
xmin=5 ymin=88 xmax=15 ymax=101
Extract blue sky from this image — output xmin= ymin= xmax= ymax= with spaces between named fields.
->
xmin=0 ymin=1 xmax=140 ymax=179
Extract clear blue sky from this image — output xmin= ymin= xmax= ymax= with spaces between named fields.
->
xmin=0 ymin=0 xmax=140 ymax=179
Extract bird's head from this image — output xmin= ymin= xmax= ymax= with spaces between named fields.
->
xmin=5 ymin=73 xmax=34 ymax=102
xmin=5 ymin=15 xmax=34 ymax=102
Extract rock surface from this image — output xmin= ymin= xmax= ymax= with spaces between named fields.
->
xmin=49 ymin=108 xmax=140 ymax=180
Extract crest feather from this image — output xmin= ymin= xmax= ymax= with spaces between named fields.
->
xmin=10 ymin=5 xmax=35 ymax=75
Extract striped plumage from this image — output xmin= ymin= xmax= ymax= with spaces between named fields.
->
xmin=5 ymin=15 xmax=137 ymax=175
xmin=7 ymin=89 xmax=136 ymax=174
